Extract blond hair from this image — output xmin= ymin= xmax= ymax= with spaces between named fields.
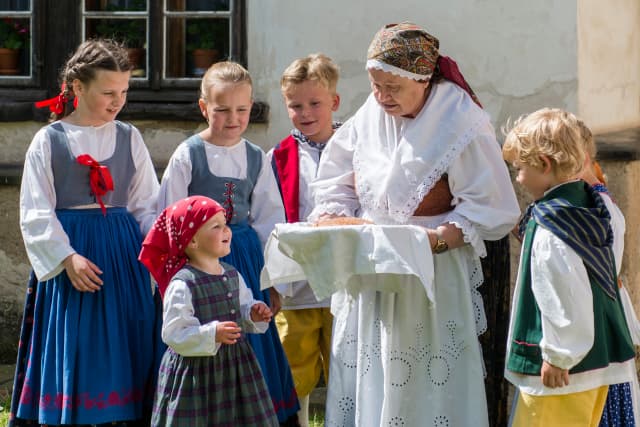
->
xmin=281 ymin=53 xmax=339 ymax=94
xmin=200 ymin=61 xmax=252 ymax=101
xmin=502 ymin=108 xmax=585 ymax=180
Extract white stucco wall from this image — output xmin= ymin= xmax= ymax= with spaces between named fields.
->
xmin=578 ymin=0 xmax=640 ymax=133
xmin=244 ymin=0 xmax=578 ymax=149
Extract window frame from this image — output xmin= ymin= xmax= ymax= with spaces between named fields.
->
xmin=0 ymin=0 xmax=267 ymax=123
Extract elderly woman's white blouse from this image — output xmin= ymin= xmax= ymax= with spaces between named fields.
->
xmin=158 ymin=138 xmax=285 ymax=247
xmin=309 ymin=81 xmax=520 ymax=255
xmin=20 ymin=121 xmax=159 ymax=281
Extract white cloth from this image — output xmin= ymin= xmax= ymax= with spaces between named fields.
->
xmin=309 ymin=82 xmax=520 ymax=427
xmin=601 ymin=193 xmax=640 ymax=345
xmin=505 ymin=226 xmax=637 ymax=396
xmin=261 ymin=223 xmax=435 ymax=303
xmin=266 ymin=141 xmax=330 ymax=309
xmin=158 ymin=137 xmax=285 ymax=247
xmin=20 ymin=121 xmax=159 ymax=281
xmin=162 ymin=266 xmax=268 ymax=357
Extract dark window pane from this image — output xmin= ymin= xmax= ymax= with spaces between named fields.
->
xmin=85 ymin=0 xmax=146 ymax=12
xmin=0 ymin=0 xmax=30 ymax=12
xmin=166 ymin=0 xmax=229 ymax=12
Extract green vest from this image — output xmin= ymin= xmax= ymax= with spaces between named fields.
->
xmin=507 ymin=181 xmax=634 ymax=375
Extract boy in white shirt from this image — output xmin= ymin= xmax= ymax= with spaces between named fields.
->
xmin=268 ymin=53 xmax=340 ymax=427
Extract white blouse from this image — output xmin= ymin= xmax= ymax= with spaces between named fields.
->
xmin=309 ymin=82 xmax=520 ymax=257
xmin=158 ymin=138 xmax=285 ymax=247
xmin=162 ymin=267 xmax=268 ymax=357
xmin=20 ymin=121 xmax=159 ymax=281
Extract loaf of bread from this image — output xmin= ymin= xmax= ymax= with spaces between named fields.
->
xmin=314 ymin=216 xmax=373 ymax=226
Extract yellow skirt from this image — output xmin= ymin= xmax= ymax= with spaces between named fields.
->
xmin=512 ymin=386 xmax=608 ymax=427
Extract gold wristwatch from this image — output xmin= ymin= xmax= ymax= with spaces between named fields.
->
xmin=432 ymin=230 xmax=449 ymax=254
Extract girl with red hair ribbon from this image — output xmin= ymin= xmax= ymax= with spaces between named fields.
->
xmin=11 ymin=39 xmax=161 ymax=426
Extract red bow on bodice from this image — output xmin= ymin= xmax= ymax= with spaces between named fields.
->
xmin=76 ymin=154 xmax=114 ymax=215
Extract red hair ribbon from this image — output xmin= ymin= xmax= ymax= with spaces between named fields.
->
xmin=76 ymin=154 xmax=114 ymax=215
xmin=34 ymin=83 xmax=78 ymax=115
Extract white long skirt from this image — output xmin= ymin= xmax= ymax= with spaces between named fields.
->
xmin=325 ymin=243 xmax=489 ymax=427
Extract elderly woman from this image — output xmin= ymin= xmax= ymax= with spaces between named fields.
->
xmin=309 ymin=23 xmax=520 ymax=426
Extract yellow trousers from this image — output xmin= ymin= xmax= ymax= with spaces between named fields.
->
xmin=275 ymin=307 xmax=333 ymax=397
xmin=512 ymin=386 xmax=608 ymax=427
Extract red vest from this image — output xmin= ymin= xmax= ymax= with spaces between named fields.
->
xmin=271 ymin=135 xmax=300 ymax=223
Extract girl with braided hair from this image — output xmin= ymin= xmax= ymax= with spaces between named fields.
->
xmin=10 ymin=38 xmax=161 ymax=426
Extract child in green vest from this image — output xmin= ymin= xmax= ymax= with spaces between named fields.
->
xmin=502 ymin=108 xmax=637 ymax=427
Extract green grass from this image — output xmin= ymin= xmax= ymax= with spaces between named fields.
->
xmin=309 ymin=405 xmax=325 ymax=427
xmin=0 ymin=393 xmax=10 ymax=427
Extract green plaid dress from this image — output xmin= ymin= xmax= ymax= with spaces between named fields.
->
xmin=151 ymin=264 xmax=278 ymax=427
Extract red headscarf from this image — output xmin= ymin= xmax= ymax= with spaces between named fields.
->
xmin=139 ymin=196 xmax=225 ymax=297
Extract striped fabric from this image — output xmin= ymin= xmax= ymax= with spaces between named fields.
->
xmin=526 ymin=185 xmax=617 ymax=299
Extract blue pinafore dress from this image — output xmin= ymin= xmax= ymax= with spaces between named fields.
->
xmin=185 ymin=135 xmax=299 ymax=421
xmin=10 ymin=121 xmax=161 ymax=426
xmin=151 ymin=264 xmax=278 ymax=427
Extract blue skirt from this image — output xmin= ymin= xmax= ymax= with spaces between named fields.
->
xmin=10 ymin=208 xmax=162 ymax=425
xmin=221 ymin=223 xmax=300 ymax=422
xmin=599 ymin=382 xmax=635 ymax=427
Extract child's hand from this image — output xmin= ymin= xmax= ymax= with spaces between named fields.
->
xmin=216 ymin=321 xmax=241 ymax=345
xmin=268 ymin=287 xmax=282 ymax=315
xmin=541 ymin=361 xmax=569 ymax=388
xmin=62 ymin=253 xmax=104 ymax=292
xmin=251 ymin=303 xmax=273 ymax=323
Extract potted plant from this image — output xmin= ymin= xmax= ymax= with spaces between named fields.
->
xmin=186 ymin=19 xmax=226 ymax=76
xmin=94 ymin=0 xmax=146 ymax=73
xmin=0 ymin=18 xmax=29 ymax=75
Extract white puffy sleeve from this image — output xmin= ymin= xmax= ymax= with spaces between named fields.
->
xmin=238 ymin=273 xmax=269 ymax=333
xmin=127 ymin=126 xmax=159 ymax=235
xmin=19 ymin=128 xmax=75 ymax=281
xmin=531 ymin=227 xmax=594 ymax=370
xmin=444 ymin=122 xmax=521 ymax=257
xmin=161 ymin=279 xmax=221 ymax=356
xmin=157 ymin=142 xmax=192 ymax=210
xmin=308 ymin=118 xmax=361 ymax=221
xmin=248 ymin=150 xmax=285 ymax=247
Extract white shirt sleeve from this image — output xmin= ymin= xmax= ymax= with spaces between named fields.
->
xmin=161 ymin=279 xmax=221 ymax=356
xmin=158 ymin=143 xmax=192 ymax=210
xmin=126 ymin=127 xmax=160 ymax=235
xmin=238 ymin=273 xmax=269 ymax=333
xmin=531 ymin=227 xmax=594 ymax=370
xmin=19 ymin=128 xmax=75 ymax=281
xmin=444 ymin=122 xmax=522 ymax=257
xmin=309 ymin=119 xmax=361 ymax=220
xmin=248 ymin=150 xmax=286 ymax=247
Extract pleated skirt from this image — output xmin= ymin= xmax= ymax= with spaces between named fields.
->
xmin=10 ymin=208 xmax=161 ymax=425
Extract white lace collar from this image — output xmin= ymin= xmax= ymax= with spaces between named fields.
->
xmin=351 ymin=81 xmax=490 ymax=223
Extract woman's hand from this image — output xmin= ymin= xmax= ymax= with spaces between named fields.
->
xmin=251 ymin=302 xmax=273 ymax=323
xmin=62 ymin=253 xmax=103 ymax=292
xmin=216 ymin=321 xmax=242 ymax=344
xmin=268 ymin=287 xmax=282 ymax=315
xmin=540 ymin=361 xmax=569 ymax=388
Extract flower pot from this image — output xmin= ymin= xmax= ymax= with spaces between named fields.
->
xmin=0 ymin=48 xmax=20 ymax=75
xmin=191 ymin=48 xmax=219 ymax=77
xmin=127 ymin=47 xmax=145 ymax=77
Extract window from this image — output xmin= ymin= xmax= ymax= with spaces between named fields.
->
xmin=0 ymin=0 xmax=266 ymax=122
